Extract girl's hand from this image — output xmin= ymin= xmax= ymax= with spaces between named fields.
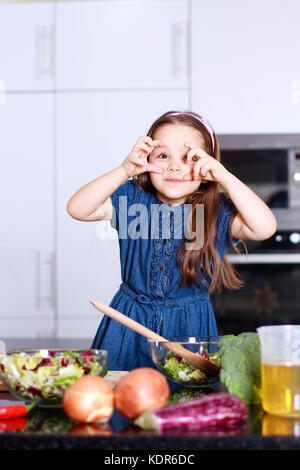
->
xmin=183 ymin=143 xmax=230 ymax=184
xmin=121 ymin=136 xmax=164 ymax=178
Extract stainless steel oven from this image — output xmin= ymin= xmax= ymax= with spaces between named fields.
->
xmin=211 ymin=134 xmax=300 ymax=335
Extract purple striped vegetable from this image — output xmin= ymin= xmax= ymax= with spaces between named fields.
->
xmin=134 ymin=392 xmax=248 ymax=431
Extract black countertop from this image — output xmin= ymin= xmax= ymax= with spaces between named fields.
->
xmin=1 ymin=387 xmax=300 ymax=452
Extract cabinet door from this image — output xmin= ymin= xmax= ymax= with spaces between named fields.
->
xmin=56 ymin=89 xmax=188 ymax=338
xmin=0 ymin=94 xmax=55 ymax=338
xmin=55 ymin=0 xmax=188 ymax=90
xmin=0 ymin=2 xmax=54 ymax=91
xmin=191 ymin=0 xmax=300 ymax=134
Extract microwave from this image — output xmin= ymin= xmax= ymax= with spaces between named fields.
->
xmin=218 ymin=134 xmax=300 ymax=232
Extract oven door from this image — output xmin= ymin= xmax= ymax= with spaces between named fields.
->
xmin=211 ymin=253 xmax=300 ymax=335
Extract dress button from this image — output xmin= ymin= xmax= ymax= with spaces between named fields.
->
xmin=163 ymin=239 xmax=167 ymax=245
xmin=159 ymin=265 xmax=165 ymax=272
xmin=157 ymin=295 xmax=163 ymax=300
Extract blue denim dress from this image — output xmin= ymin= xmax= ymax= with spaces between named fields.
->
xmin=91 ymin=180 xmax=237 ymax=371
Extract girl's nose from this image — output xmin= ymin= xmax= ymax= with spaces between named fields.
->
xmin=168 ymin=161 xmax=181 ymax=172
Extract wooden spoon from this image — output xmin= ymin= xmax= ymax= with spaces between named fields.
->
xmin=90 ymin=300 xmax=220 ymax=377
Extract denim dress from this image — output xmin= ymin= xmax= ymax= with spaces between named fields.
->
xmin=91 ymin=180 xmax=237 ymax=371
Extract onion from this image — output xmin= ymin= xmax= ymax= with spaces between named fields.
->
xmin=114 ymin=367 xmax=170 ymax=420
xmin=62 ymin=375 xmax=114 ymax=423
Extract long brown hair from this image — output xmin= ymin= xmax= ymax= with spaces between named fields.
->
xmin=132 ymin=110 xmax=243 ymax=293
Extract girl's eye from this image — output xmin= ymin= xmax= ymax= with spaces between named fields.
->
xmin=158 ymin=154 xmax=168 ymax=159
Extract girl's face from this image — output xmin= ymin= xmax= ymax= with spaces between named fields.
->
xmin=148 ymin=123 xmax=206 ymax=206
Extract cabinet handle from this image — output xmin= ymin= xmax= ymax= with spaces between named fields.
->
xmin=171 ymin=22 xmax=188 ymax=79
xmin=48 ymin=252 xmax=55 ymax=310
xmin=35 ymin=250 xmax=55 ymax=311
xmin=291 ymin=79 xmax=300 ymax=105
xmin=36 ymin=25 xmax=54 ymax=81
xmin=227 ymin=253 xmax=300 ymax=264
xmin=35 ymin=249 xmax=41 ymax=311
xmin=0 ymin=80 xmax=6 ymax=105
xmin=42 ymin=252 xmax=55 ymax=310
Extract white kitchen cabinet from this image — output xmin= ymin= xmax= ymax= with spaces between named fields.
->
xmin=0 ymin=94 xmax=55 ymax=338
xmin=191 ymin=0 xmax=300 ymax=134
xmin=0 ymin=2 xmax=54 ymax=91
xmin=56 ymin=89 xmax=188 ymax=338
xmin=55 ymin=0 xmax=188 ymax=90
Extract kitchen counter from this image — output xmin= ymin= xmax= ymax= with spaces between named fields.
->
xmin=1 ymin=384 xmax=300 ymax=452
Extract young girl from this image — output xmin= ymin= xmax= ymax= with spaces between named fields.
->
xmin=67 ymin=110 xmax=277 ymax=371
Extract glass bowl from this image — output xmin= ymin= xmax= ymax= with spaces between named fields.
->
xmin=148 ymin=336 xmax=221 ymax=388
xmin=0 ymin=348 xmax=108 ymax=408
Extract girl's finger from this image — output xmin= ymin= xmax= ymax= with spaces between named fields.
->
xmin=140 ymin=137 xmax=164 ymax=149
xmin=151 ymin=140 xmax=164 ymax=147
xmin=187 ymin=157 xmax=209 ymax=176
xmin=200 ymin=162 xmax=215 ymax=178
xmin=137 ymin=140 xmax=164 ymax=156
xmin=185 ymin=147 xmax=207 ymax=163
xmin=142 ymin=143 xmax=155 ymax=154
xmin=192 ymin=160 xmax=204 ymax=180
xmin=183 ymin=168 xmax=201 ymax=181
xmin=131 ymin=154 xmax=163 ymax=174
xmin=130 ymin=155 xmax=148 ymax=167
xmin=146 ymin=164 xmax=164 ymax=174
xmin=184 ymin=142 xmax=195 ymax=150
xmin=183 ymin=159 xmax=208 ymax=181
xmin=135 ymin=137 xmax=154 ymax=153
xmin=146 ymin=140 xmax=165 ymax=156
xmin=183 ymin=153 xmax=210 ymax=180
xmin=185 ymin=148 xmax=198 ymax=163
xmin=139 ymin=136 xmax=154 ymax=145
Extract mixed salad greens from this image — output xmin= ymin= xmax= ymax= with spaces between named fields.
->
xmin=163 ymin=348 xmax=221 ymax=385
xmin=0 ymin=349 xmax=107 ymax=403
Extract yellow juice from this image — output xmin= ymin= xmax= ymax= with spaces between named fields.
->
xmin=262 ymin=413 xmax=300 ymax=436
xmin=261 ymin=362 xmax=300 ymax=416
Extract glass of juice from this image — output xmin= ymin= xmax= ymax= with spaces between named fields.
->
xmin=262 ymin=413 xmax=300 ymax=436
xmin=257 ymin=325 xmax=300 ymax=417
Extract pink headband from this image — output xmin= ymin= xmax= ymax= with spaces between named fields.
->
xmin=168 ymin=112 xmax=215 ymax=154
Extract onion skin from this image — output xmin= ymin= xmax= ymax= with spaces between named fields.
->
xmin=114 ymin=367 xmax=170 ymax=420
xmin=62 ymin=376 xmax=114 ymax=424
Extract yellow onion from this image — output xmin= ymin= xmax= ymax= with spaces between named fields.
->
xmin=114 ymin=367 xmax=170 ymax=420
xmin=62 ymin=375 xmax=114 ymax=423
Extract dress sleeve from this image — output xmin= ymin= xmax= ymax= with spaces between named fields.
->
xmin=216 ymin=193 xmax=240 ymax=252
xmin=110 ymin=179 xmax=140 ymax=233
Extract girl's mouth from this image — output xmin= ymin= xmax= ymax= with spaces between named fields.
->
xmin=164 ymin=178 xmax=183 ymax=183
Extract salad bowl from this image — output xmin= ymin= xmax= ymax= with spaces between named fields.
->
xmin=0 ymin=348 xmax=108 ymax=408
xmin=148 ymin=336 xmax=221 ymax=388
